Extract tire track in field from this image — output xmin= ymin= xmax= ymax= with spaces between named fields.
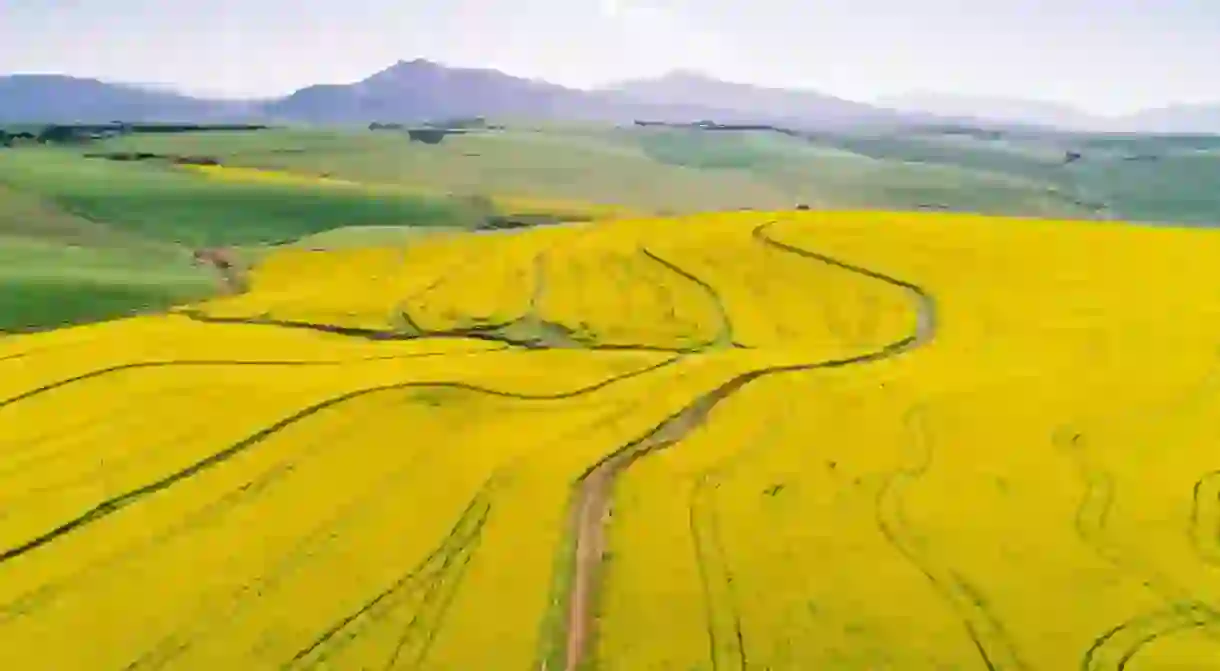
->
xmin=175 ymin=311 xmax=551 ymax=349
xmin=398 ymin=245 xmax=541 ymax=337
xmin=876 ymin=406 xmax=1028 ymax=671
xmin=0 ymin=324 xmax=126 ymax=363
xmin=183 ymin=237 xmax=730 ymax=355
xmin=397 ymin=224 xmax=605 ymax=349
xmin=291 ymin=405 xmax=647 ymax=671
xmin=688 ymin=459 xmax=752 ymax=670
xmin=0 ymin=355 xmax=681 ymax=566
xmin=282 ymin=495 xmax=492 ymax=670
xmin=682 ymin=397 xmax=798 ymax=671
xmin=639 ymin=248 xmax=737 ymax=350
xmin=1054 ymin=427 xmax=1220 ymax=669
xmin=1191 ymin=471 xmax=1220 ymax=567
xmin=0 ymin=347 xmax=504 ymax=411
xmin=0 ymin=394 xmax=190 ymax=464
xmin=288 ymin=387 xmax=658 ymax=671
xmin=519 ymin=246 xmax=733 ymax=354
xmin=556 ymin=221 xmax=939 ymax=671
xmin=130 ymin=394 xmax=654 ymax=670
xmin=530 ymin=248 xmax=729 ymax=354
xmin=0 ymin=407 xmax=238 ymax=520
xmin=1082 ymin=603 xmax=1219 ymax=671
xmin=180 ymin=309 xmax=692 ymax=354
xmin=0 ymin=390 xmax=402 ymax=624
xmin=181 ymin=240 xmax=544 ymax=348
xmin=295 ymin=397 xmax=655 ymax=671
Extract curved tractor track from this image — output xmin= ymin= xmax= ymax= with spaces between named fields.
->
xmin=557 ymin=222 xmax=937 ymax=671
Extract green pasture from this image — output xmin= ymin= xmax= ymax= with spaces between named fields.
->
xmin=1 ymin=123 xmax=1218 ymax=333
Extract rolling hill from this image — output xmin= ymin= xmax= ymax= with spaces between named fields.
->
xmin=262 ymin=60 xmax=918 ymax=127
xmin=4 ymin=60 xmax=1218 ymax=132
xmin=0 ymin=61 xmax=951 ymax=129
xmin=0 ymin=75 xmax=259 ymax=124
xmin=5 ymin=210 xmax=1220 ymax=668
xmin=877 ymin=91 xmax=1104 ymax=131
xmin=879 ymin=91 xmax=1220 ymax=134
xmin=597 ymin=69 xmax=914 ymax=127
xmin=1125 ymin=102 xmax=1220 ymax=134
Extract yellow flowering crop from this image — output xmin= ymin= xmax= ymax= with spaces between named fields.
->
xmin=3 ymin=209 xmax=1220 ymax=669
xmin=180 ymin=164 xmax=366 ymax=189
xmin=181 ymin=164 xmax=647 ymax=219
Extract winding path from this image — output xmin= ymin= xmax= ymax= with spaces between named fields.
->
xmin=558 ymin=222 xmax=938 ymax=671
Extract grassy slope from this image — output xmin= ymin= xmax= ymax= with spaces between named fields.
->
xmin=0 ymin=141 xmax=479 ymax=331
xmin=0 ymin=148 xmax=475 ymax=247
xmin=0 ymin=181 xmax=213 ymax=332
xmin=95 ymin=125 xmax=1217 ymax=223
xmin=3 ymin=125 xmax=1216 ymax=332
xmin=0 ymin=239 xmax=216 ymax=332
xmin=1067 ymin=146 xmax=1220 ymax=225
xmin=818 ymin=129 xmax=1220 ymax=224
xmin=632 ymin=129 xmax=1092 ymax=217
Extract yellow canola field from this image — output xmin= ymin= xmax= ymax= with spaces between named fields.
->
xmin=181 ymin=164 xmax=367 ymax=189
xmin=3 ymin=209 xmax=1220 ymax=670
xmin=598 ymin=211 xmax=1220 ymax=670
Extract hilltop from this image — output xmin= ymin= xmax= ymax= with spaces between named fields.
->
xmin=4 ymin=59 xmax=1218 ymax=132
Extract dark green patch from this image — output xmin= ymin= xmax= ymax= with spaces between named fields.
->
xmin=0 ymin=150 xmax=476 ymax=247
xmin=0 ymin=278 xmax=208 ymax=332
xmin=637 ymin=130 xmax=780 ymax=170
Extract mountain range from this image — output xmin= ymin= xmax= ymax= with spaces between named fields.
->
xmin=2 ymin=58 xmax=1218 ymax=134
xmin=879 ymin=91 xmax=1220 ymax=134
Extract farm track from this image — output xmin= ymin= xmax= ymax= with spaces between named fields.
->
xmin=558 ymin=221 xmax=938 ymax=671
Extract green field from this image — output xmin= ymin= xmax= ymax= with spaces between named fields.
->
xmin=2 ymin=123 xmax=1218 ymax=332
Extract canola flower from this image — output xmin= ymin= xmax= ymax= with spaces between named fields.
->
xmin=597 ymin=211 xmax=1220 ymax=670
xmin=2 ymin=210 xmax=1220 ymax=669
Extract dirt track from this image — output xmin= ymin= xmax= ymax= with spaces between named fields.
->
xmin=558 ymin=222 xmax=938 ymax=670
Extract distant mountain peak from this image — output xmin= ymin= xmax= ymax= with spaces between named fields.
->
xmin=655 ymin=68 xmax=717 ymax=81
xmin=367 ymin=58 xmax=442 ymax=78
xmin=877 ymin=90 xmax=1105 ymax=130
xmin=8 ymin=60 xmax=1217 ymax=132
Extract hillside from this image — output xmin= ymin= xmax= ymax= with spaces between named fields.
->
xmin=0 ymin=75 xmax=258 ymax=124
xmin=5 ymin=62 xmax=1220 ymax=133
xmin=3 ymin=122 xmax=1219 ymax=333
xmin=1126 ymin=102 xmax=1220 ymax=134
xmin=4 ymin=210 xmax=1220 ymax=668
xmin=877 ymin=91 xmax=1103 ymax=130
xmin=600 ymin=70 xmax=912 ymax=127
xmin=0 ymin=62 xmax=946 ymax=128
xmin=879 ymin=91 xmax=1220 ymax=134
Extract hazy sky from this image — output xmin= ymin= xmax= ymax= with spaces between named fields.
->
xmin=2 ymin=0 xmax=1217 ymax=114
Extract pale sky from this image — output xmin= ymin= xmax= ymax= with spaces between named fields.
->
xmin=1 ymin=0 xmax=1217 ymax=115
